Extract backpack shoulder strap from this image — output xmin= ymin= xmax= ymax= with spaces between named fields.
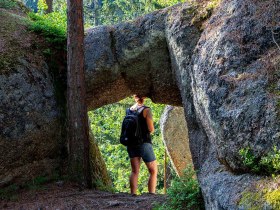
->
xmin=126 ymin=108 xmax=131 ymax=115
xmin=137 ymin=106 xmax=149 ymax=115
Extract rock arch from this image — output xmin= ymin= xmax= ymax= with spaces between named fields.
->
xmin=84 ymin=2 xmax=207 ymax=171
xmin=84 ymin=1 xmax=280 ymax=209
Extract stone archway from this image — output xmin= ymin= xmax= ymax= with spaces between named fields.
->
xmin=84 ymin=1 xmax=280 ymax=209
xmin=84 ymin=2 xmax=206 ymax=172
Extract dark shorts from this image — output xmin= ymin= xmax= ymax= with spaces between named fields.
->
xmin=127 ymin=143 xmax=156 ymax=163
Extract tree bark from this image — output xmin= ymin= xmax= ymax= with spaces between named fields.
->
xmin=45 ymin=0 xmax=53 ymax=13
xmin=67 ymin=0 xmax=92 ymax=187
xmin=93 ymin=0 xmax=101 ymax=26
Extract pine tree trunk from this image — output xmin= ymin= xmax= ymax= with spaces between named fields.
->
xmin=45 ymin=0 xmax=53 ymax=13
xmin=67 ymin=0 xmax=92 ymax=188
xmin=93 ymin=0 xmax=100 ymax=26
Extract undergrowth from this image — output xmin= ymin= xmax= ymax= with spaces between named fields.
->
xmin=239 ymin=146 xmax=280 ymax=175
xmin=155 ymin=165 xmax=204 ymax=210
xmin=27 ymin=11 xmax=66 ymax=48
xmin=0 ymin=0 xmax=17 ymax=9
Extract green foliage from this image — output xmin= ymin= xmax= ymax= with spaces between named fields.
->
xmin=265 ymin=189 xmax=280 ymax=209
xmin=155 ymin=0 xmax=185 ymax=8
xmin=0 ymin=184 xmax=19 ymax=201
xmin=260 ymin=146 xmax=280 ymax=174
xmin=157 ymin=166 xmax=204 ymax=210
xmin=37 ymin=0 xmax=48 ymax=14
xmin=91 ymin=0 xmax=185 ymax=26
xmin=88 ymin=97 xmax=166 ymax=193
xmin=0 ymin=0 xmax=17 ymax=9
xmin=239 ymin=146 xmax=280 ymax=175
xmin=99 ymin=0 xmax=154 ymax=25
xmin=239 ymin=147 xmax=260 ymax=173
xmin=22 ymin=0 xmax=185 ymax=28
xmin=27 ymin=11 xmax=66 ymax=46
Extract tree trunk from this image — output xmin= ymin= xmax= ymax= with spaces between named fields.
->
xmin=45 ymin=0 xmax=53 ymax=13
xmin=67 ymin=0 xmax=92 ymax=188
xmin=93 ymin=0 xmax=101 ymax=26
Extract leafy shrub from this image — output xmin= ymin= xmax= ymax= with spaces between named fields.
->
xmin=260 ymin=146 xmax=280 ymax=174
xmin=160 ymin=165 xmax=204 ymax=210
xmin=239 ymin=147 xmax=260 ymax=173
xmin=0 ymin=0 xmax=17 ymax=9
xmin=27 ymin=11 xmax=66 ymax=47
xmin=239 ymin=146 xmax=280 ymax=175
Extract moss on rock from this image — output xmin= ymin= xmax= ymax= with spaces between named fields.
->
xmin=89 ymin=130 xmax=112 ymax=190
xmin=239 ymin=177 xmax=280 ymax=210
xmin=0 ymin=10 xmax=29 ymax=74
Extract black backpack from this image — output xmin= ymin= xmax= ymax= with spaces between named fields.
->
xmin=120 ymin=106 xmax=146 ymax=147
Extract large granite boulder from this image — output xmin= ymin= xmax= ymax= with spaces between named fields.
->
xmin=84 ymin=1 xmax=280 ymax=208
xmin=191 ymin=0 xmax=280 ymax=208
xmin=0 ymin=5 xmax=110 ymax=188
xmin=0 ymin=7 xmax=62 ymax=186
xmin=160 ymin=106 xmax=192 ymax=177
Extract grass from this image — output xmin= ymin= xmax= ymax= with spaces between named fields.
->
xmin=0 ymin=0 xmax=17 ymax=9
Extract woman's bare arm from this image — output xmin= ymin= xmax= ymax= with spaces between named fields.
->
xmin=143 ymin=108 xmax=154 ymax=134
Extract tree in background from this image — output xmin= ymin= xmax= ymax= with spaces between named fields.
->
xmin=22 ymin=0 xmax=185 ymax=27
xmin=45 ymin=0 xmax=53 ymax=13
xmin=67 ymin=0 xmax=92 ymax=187
xmin=22 ymin=0 xmax=39 ymax=12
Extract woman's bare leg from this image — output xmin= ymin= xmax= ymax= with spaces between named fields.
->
xmin=145 ymin=160 xmax=158 ymax=193
xmin=130 ymin=157 xmax=141 ymax=195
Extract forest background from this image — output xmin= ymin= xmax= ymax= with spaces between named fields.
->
xmin=19 ymin=0 xmax=186 ymax=194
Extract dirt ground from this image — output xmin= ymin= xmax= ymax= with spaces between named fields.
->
xmin=0 ymin=182 xmax=167 ymax=210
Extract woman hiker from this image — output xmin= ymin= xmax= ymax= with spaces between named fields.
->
xmin=127 ymin=95 xmax=158 ymax=196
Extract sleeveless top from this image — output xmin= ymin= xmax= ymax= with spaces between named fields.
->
xmin=138 ymin=106 xmax=152 ymax=144
xmin=130 ymin=106 xmax=152 ymax=144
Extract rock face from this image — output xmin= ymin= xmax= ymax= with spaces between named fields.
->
xmin=191 ymin=0 xmax=280 ymax=208
xmin=84 ymin=0 xmax=280 ymax=209
xmin=0 ymin=8 xmax=63 ymax=186
xmin=160 ymin=106 xmax=192 ymax=177
xmin=0 ymin=6 xmax=110 ymax=188
xmin=84 ymin=4 xmax=191 ymax=109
